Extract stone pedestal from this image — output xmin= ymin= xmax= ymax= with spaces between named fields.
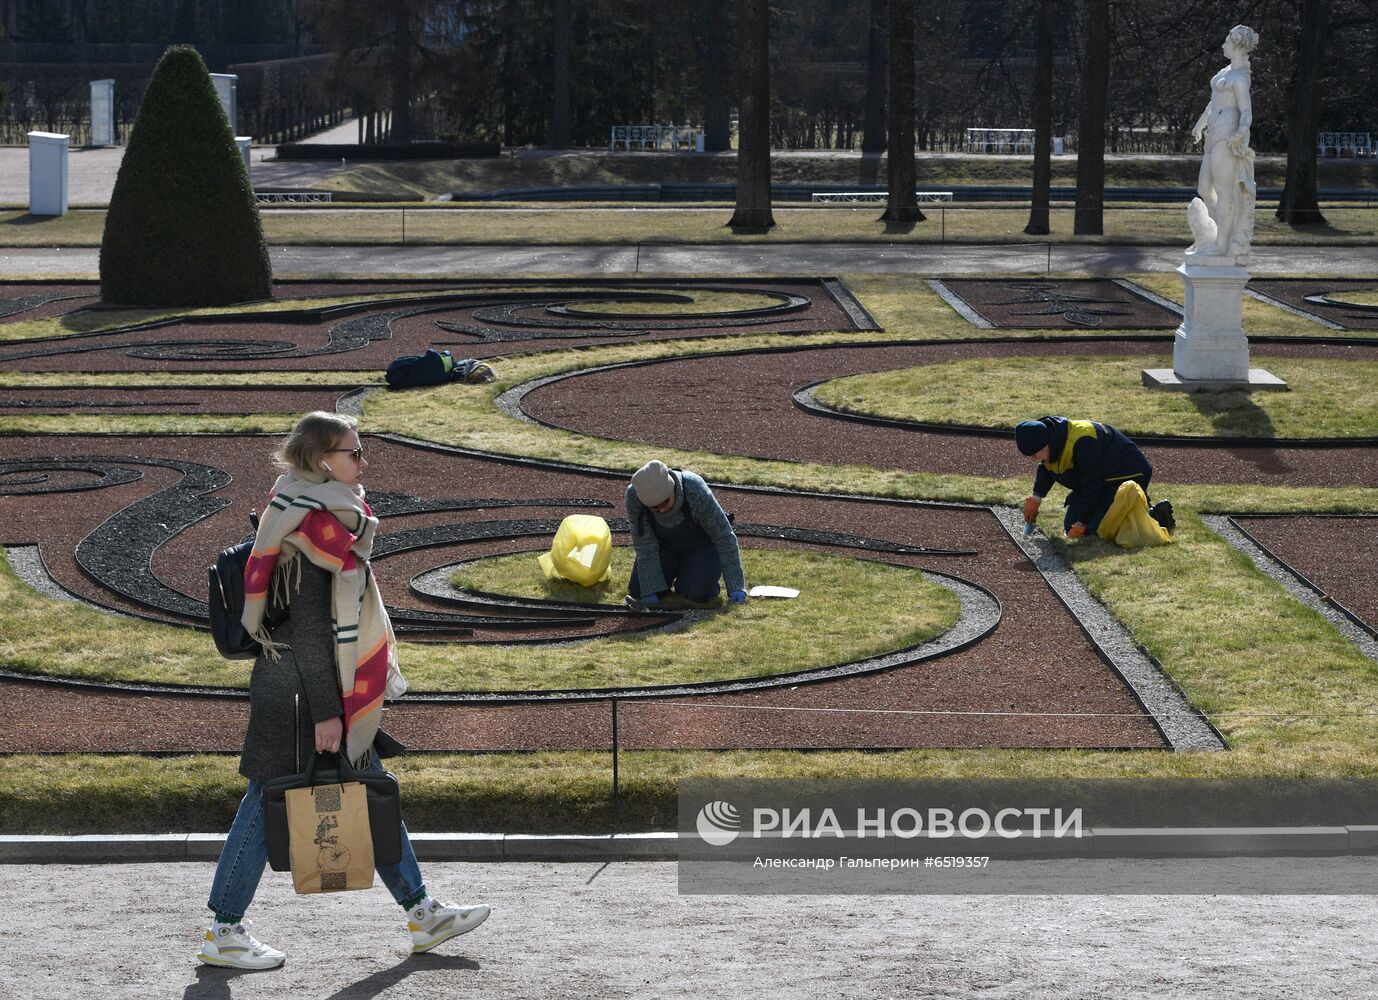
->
xmin=1173 ymin=258 xmax=1251 ymax=379
xmin=27 ymin=132 xmax=69 ymax=217
xmin=235 ymin=137 xmax=252 ymax=178
xmin=1142 ymin=257 xmax=1287 ymax=392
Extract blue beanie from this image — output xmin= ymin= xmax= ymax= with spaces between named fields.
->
xmin=1014 ymin=420 xmax=1049 ymax=456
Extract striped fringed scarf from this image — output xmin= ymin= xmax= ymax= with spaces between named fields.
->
xmin=241 ymin=471 xmax=406 ymax=767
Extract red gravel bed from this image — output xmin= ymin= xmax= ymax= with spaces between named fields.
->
xmin=1231 ymin=515 xmax=1378 ymax=631
xmin=0 ymin=386 xmax=362 ymax=416
xmin=1249 ymin=279 xmax=1378 ymax=331
xmin=0 ymin=283 xmax=101 ymax=323
xmin=0 ymin=279 xmax=858 ymax=373
xmin=520 ymin=340 xmax=1378 ymax=488
xmin=0 ymin=433 xmax=1165 ymax=751
xmin=940 ymin=279 xmax=1181 ymax=329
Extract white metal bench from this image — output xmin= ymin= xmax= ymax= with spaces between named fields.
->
xmin=965 ymin=127 xmax=1035 ymax=154
xmin=1317 ymin=131 xmax=1372 ymax=157
xmin=609 ymin=125 xmax=704 ymax=151
xmin=812 ymin=191 xmax=953 ymax=204
xmin=255 ymin=192 xmax=334 ymax=203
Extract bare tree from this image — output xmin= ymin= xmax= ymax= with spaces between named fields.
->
xmin=389 ymin=0 xmax=413 ymax=142
xmin=729 ymin=0 xmax=774 ymax=229
xmin=1025 ymin=0 xmax=1054 ymax=235
xmin=882 ymin=0 xmax=922 ymax=223
xmin=1276 ymin=0 xmax=1330 ymax=225
xmin=702 ymin=0 xmax=731 ymax=151
xmin=1073 ymin=0 xmax=1108 ymax=235
xmin=862 ymin=0 xmax=887 ymax=153
xmin=549 ymin=0 xmax=571 ymax=147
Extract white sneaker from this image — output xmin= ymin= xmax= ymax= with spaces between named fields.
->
xmin=197 ymin=919 xmax=285 ymax=970
xmin=408 ymin=896 xmax=491 ymax=953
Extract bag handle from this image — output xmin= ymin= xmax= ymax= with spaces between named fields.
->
xmin=302 ymin=748 xmax=361 ymax=785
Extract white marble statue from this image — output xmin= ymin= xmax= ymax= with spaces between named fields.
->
xmin=1188 ymin=24 xmax=1259 ymax=261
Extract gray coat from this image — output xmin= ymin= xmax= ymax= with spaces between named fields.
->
xmin=239 ymin=559 xmax=403 ymax=781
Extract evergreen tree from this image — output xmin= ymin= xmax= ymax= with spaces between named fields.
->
xmin=100 ymin=46 xmax=272 ymax=306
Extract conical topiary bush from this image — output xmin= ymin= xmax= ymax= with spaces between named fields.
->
xmin=100 ymin=46 xmax=272 ymax=306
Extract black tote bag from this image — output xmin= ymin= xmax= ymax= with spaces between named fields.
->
xmin=262 ymin=750 xmax=403 ymax=871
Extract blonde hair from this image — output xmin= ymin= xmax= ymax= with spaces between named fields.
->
xmin=273 ymin=411 xmax=358 ymax=476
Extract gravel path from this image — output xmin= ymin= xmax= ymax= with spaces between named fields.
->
xmin=7 ymin=243 xmax=1378 ymax=278
xmin=3 ymin=859 xmax=1377 ymax=1000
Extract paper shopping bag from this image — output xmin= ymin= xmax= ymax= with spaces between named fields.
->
xmin=285 ymin=781 xmax=375 ymax=894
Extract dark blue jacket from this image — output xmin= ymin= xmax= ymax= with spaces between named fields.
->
xmin=1031 ymin=417 xmax=1152 ymax=530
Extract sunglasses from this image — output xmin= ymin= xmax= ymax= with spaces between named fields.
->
xmin=326 ymin=446 xmax=365 ymax=462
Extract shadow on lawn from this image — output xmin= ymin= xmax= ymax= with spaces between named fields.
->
xmin=1188 ymin=388 xmax=1278 ymax=440
xmin=2 ymin=213 xmax=60 ymax=226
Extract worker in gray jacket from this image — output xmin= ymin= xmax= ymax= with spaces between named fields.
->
xmin=626 ymin=460 xmax=747 ymax=606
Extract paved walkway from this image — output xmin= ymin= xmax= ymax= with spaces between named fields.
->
xmin=2 ymin=858 xmax=1375 ymax=999
xmin=296 ymin=117 xmax=362 ymax=145
xmin=0 ymin=145 xmax=351 ymax=206
xmin=5 ymin=242 xmax=1378 ymax=277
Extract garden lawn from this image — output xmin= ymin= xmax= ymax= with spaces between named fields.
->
xmin=3 ymin=204 xmax=1374 ymax=248
xmin=0 ymin=545 xmax=957 ymax=692
xmin=812 ymin=355 xmax=1378 ymax=439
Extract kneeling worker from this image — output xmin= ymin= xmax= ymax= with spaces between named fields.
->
xmin=626 ymin=460 xmax=747 ymax=606
xmin=1015 ymin=417 xmax=1174 ymax=538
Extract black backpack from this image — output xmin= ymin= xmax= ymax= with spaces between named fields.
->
xmin=208 ymin=511 xmax=285 ymax=660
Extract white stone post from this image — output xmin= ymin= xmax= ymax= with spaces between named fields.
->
xmin=210 ymin=73 xmax=238 ymax=132
xmin=27 ymin=132 xmax=70 ymax=217
xmin=90 ymin=79 xmax=115 ymax=146
xmin=236 ymin=137 xmax=252 ymax=179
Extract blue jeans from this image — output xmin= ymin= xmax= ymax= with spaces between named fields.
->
xmin=207 ymin=753 xmax=425 ymax=922
xmin=629 ymin=543 xmax=722 ymax=602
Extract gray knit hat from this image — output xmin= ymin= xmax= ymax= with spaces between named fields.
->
xmin=631 ymin=460 xmax=675 ymax=507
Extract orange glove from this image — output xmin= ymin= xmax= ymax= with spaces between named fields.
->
xmin=1066 ymin=522 xmax=1086 ymax=539
xmin=1022 ymin=496 xmax=1042 ymax=523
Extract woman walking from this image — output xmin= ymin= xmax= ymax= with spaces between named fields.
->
xmin=198 ymin=412 xmax=488 ymax=970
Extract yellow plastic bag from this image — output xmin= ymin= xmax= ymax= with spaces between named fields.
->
xmin=537 ymin=514 xmax=613 ymax=586
xmin=1096 ymin=481 xmax=1172 ymax=549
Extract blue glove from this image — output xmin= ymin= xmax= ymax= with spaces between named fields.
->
xmin=639 ymin=593 xmax=660 ymax=607
xmin=728 ymin=590 xmax=747 ymax=605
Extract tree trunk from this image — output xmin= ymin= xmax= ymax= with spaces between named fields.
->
xmin=861 ymin=0 xmax=886 ymax=153
xmin=1073 ymin=0 xmax=1108 ymax=235
xmin=729 ymin=0 xmax=773 ymax=229
xmin=882 ymin=0 xmax=922 ymax=223
xmin=388 ymin=0 xmax=412 ymax=143
xmin=549 ymin=0 xmax=571 ymax=147
xmin=1024 ymin=0 xmax=1054 ymax=235
xmin=1277 ymin=0 xmax=1330 ymax=226
xmin=702 ymin=0 xmax=730 ymax=151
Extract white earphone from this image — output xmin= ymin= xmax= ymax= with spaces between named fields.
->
xmin=321 ymin=461 xmax=333 ymax=475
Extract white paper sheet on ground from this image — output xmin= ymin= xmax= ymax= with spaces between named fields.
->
xmin=748 ymin=585 xmax=799 ymax=599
